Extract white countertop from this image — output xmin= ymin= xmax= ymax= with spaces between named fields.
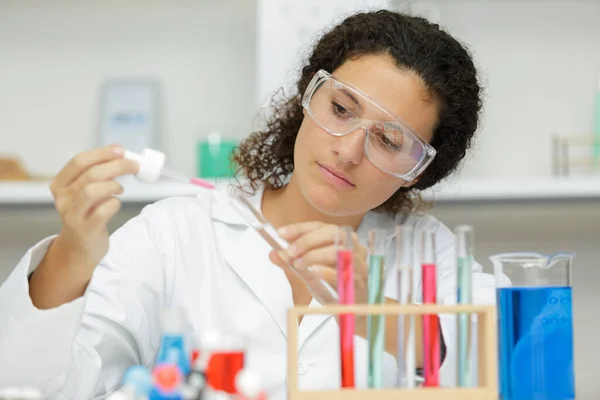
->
xmin=1 ymin=176 xmax=599 ymax=205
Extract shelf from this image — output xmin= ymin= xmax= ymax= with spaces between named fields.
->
xmin=0 ymin=178 xmax=225 ymax=205
xmin=421 ymin=176 xmax=600 ymax=202
xmin=1 ymin=176 xmax=600 ymax=206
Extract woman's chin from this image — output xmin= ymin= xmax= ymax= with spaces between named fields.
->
xmin=303 ymin=184 xmax=352 ymax=217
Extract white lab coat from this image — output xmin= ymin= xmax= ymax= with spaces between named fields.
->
xmin=0 ymin=183 xmax=498 ymax=399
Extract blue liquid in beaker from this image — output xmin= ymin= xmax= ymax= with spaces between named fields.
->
xmin=497 ymin=286 xmax=575 ymax=400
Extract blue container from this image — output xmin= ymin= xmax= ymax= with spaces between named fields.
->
xmin=155 ymin=308 xmax=190 ymax=377
xmin=491 ymin=252 xmax=575 ymax=400
xmin=497 ymin=286 xmax=574 ymax=399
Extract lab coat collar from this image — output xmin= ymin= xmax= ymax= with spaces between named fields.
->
xmin=223 ymin=218 xmax=294 ymax=339
xmin=209 ymin=180 xmax=260 ymax=226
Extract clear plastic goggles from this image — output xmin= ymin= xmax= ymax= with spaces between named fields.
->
xmin=302 ymin=70 xmax=436 ymax=181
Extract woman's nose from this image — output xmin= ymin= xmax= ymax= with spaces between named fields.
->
xmin=331 ymin=128 xmax=365 ymax=165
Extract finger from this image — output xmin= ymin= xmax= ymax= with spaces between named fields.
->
xmin=72 ymin=181 xmax=124 ymax=219
xmin=53 ymin=145 xmax=125 ymax=188
xmin=277 ymin=221 xmax=325 ymax=241
xmin=270 ymin=249 xmax=298 ymax=268
xmin=268 ymin=250 xmax=287 ymax=268
xmin=293 ymin=245 xmax=338 ymax=269
xmin=87 ymin=197 xmax=122 ymax=227
xmin=287 ymin=223 xmax=351 ymax=259
xmin=70 ymin=158 xmax=138 ymax=194
xmin=308 ymin=265 xmax=338 ymax=288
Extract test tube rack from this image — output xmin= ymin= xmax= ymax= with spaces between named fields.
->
xmin=287 ymin=303 xmax=498 ymax=400
xmin=551 ymin=133 xmax=600 ymax=176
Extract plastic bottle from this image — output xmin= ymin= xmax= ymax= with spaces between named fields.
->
xmin=155 ymin=308 xmax=191 ymax=376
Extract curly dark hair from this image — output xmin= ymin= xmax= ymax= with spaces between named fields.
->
xmin=233 ymin=9 xmax=483 ymax=214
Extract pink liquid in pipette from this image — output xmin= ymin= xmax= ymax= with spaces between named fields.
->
xmin=422 ymin=262 xmax=440 ymax=387
xmin=337 ymin=249 xmax=355 ymax=388
xmin=189 ymin=177 xmax=216 ymax=189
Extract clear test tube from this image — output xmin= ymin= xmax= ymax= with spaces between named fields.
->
xmin=395 ymin=224 xmax=415 ymax=388
xmin=366 ymin=228 xmax=387 ymax=388
xmin=455 ymin=225 xmax=475 ymax=387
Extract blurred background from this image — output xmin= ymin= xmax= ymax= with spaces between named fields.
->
xmin=0 ymin=0 xmax=599 ymax=396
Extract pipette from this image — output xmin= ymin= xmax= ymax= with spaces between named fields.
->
xmin=230 ymin=194 xmax=338 ymax=304
xmin=124 ymin=148 xmax=216 ymax=189
xmin=228 ymin=193 xmax=338 ymax=304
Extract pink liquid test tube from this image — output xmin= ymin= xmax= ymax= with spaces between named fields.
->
xmin=336 ymin=226 xmax=355 ymax=389
xmin=421 ymin=228 xmax=440 ymax=387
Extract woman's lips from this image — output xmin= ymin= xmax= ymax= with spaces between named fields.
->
xmin=317 ymin=163 xmax=355 ymax=188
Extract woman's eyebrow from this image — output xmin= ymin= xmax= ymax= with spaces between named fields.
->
xmin=339 ymin=87 xmax=363 ymax=111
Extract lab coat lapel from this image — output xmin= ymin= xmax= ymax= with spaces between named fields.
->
xmin=211 ymin=184 xmax=294 ymax=337
xmin=223 ymin=221 xmax=294 ymax=339
xmin=297 ymin=298 xmax=331 ymax=352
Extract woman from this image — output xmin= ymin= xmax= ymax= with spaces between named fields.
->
xmin=0 ymin=10 xmax=496 ymax=399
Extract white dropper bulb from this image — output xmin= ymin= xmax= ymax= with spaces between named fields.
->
xmin=124 ymin=148 xmax=166 ymax=183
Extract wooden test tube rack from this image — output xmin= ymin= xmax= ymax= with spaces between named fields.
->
xmin=287 ymin=304 xmax=498 ymax=400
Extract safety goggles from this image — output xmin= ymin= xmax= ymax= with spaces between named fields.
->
xmin=301 ymin=69 xmax=436 ymax=181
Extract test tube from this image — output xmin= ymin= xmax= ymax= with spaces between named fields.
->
xmin=229 ymin=194 xmax=339 ymax=305
xmin=367 ymin=229 xmax=387 ymax=388
xmin=394 ymin=224 xmax=415 ymax=388
xmin=336 ymin=226 xmax=355 ymax=388
xmin=421 ymin=229 xmax=440 ymax=387
xmin=455 ymin=225 xmax=474 ymax=387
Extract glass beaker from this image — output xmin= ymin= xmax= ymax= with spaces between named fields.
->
xmin=491 ymin=252 xmax=575 ymax=400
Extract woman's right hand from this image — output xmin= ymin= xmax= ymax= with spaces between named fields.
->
xmin=29 ymin=145 xmax=139 ymax=308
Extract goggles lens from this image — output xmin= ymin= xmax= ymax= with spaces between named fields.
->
xmin=304 ymin=72 xmax=435 ymax=179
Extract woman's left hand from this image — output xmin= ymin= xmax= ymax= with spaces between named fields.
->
xmin=268 ymin=222 xmax=369 ymax=304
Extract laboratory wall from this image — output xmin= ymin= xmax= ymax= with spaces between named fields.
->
xmin=258 ymin=0 xmax=600 ymax=179
xmin=0 ymin=0 xmax=257 ymax=178
xmin=1 ymin=0 xmax=599 ymax=179
xmin=403 ymin=0 xmax=600 ymax=179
